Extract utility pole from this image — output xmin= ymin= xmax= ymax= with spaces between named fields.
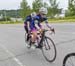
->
xmin=4 ymin=10 xmax=7 ymax=22
xmin=16 ymin=10 xmax=18 ymax=22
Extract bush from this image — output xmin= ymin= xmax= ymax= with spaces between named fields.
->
xmin=0 ymin=17 xmax=10 ymax=21
xmin=65 ymin=16 xmax=75 ymax=19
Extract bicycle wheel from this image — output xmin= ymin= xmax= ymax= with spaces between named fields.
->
xmin=24 ymin=32 xmax=32 ymax=48
xmin=63 ymin=53 xmax=75 ymax=66
xmin=41 ymin=36 xmax=57 ymax=62
xmin=25 ymin=32 xmax=27 ymax=41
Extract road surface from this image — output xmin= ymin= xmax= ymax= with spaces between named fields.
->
xmin=0 ymin=23 xmax=75 ymax=66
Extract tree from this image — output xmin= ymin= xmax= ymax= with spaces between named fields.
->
xmin=32 ymin=0 xmax=43 ymax=13
xmin=66 ymin=0 xmax=75 ymax=16
xmin=48 ymin=0 xmax=61 ymax=18
xmin=20 ymin=0 xmax=31 ymax=18
xmin=43 ymin=2 xmax=49 ymax=8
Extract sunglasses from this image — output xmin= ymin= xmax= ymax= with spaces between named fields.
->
xmin=42 ymin=14 xmax=46 ymax=15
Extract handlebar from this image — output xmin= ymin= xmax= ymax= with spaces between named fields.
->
xmin=42 ymin=28 xmax=55 ymax=34
xmin=28 ymin=28 xmax=55 ymax=35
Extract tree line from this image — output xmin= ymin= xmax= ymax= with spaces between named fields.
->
xmin=20 ymin=0 xmax=61 ymax=18
xmin=20 ymin=0 xmax=75 ymax=18
xmin=0 ymin=0 xmax=62 ymax=19
xmin=0 ymin=10 xmax=20 ymax=18
xmin=0 ymin=0 xmax=75 ymax=20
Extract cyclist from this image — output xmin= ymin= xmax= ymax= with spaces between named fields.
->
xmin=24 ymin=12 xmax=42 ymax=47
xmin=24 ymin=7 xmax=54 ymax=48
xmin=34 ymin=7 xmax=55 ymax=48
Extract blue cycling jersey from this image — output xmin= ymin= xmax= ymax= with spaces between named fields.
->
xmin=35 ymin=14 xmax=51 ymax=28
xmin=24 ymin=14 xmax=49 ymax=30
xmin=24 ymin=15 xmax=39 ymax=30
xmin=36 ymin=14 xmax=47 ymax=22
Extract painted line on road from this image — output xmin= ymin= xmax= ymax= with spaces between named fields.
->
xmin=0 ymin=43 xmax=26 ymax=66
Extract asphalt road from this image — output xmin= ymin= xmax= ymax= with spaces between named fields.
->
xmin=0 ymin=23 xmax=75 ymax=66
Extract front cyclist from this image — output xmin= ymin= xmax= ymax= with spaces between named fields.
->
xmin=35 ymin=7 xmax=55 ymax=48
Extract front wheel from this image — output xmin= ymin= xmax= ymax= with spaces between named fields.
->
xmin=63 ymin=53 xmax=75 ymax=66
xmin=41 ymin=37 xmax=57 ymax=62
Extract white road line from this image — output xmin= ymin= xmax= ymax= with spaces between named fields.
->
xmin=0 ymin=44 xmax=26 ymax=66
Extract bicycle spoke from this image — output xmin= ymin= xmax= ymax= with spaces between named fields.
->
xmin=68 ymin=56 xmax=75 ymax=66
xmin=70 ymin=57 xmax=75 ymax=66
xmin=43 ymin=40 xmax=48 ymax=50
xmin=45 ymin=38 xmax=50 ymax=49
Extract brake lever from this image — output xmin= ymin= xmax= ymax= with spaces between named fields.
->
xmin=52 ymin=28 xmax=55 ymax=34
xmin=50 ymin=28 xmax=55 ymax=35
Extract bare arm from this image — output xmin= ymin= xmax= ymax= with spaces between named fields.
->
xmin=45 ymin=20 xmax=55 ymax=33
xmin=45 ymin=20 xmax=52 ymax=29
xmin=27 ymin=21 xmax=30 ymax=31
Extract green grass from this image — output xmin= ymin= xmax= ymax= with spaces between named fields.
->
xmin=0 ymin=18 xmax=75 ymax=24
xmin=48 ymin=18 xmax=75 ymax=23
xmin=0 ymin=21 xmax=23 ymax=24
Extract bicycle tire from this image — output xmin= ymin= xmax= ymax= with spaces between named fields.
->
xmin=25 ymin=32 xmax=27 ymax=42
xmin=41 ymin=36 xmax=57 ymax=62
xmin=63 ymin=53 xmax=75 ymax=66
xmin=24 ymin=32 xmax=32 ymax=49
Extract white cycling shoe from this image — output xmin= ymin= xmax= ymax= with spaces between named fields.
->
xmin=31 ymin=45 xmax=36 ymax=50
xmin=26 ymin=43 xmax=31 ymax=48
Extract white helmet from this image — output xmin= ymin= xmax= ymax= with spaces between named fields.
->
xmin=39 ymin=7 xmax=48 ymax=15
xmin=31 ymin=12 xmax=36 ymax=18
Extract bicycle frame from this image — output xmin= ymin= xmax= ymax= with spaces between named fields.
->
xmin=38 ymin=30 xmax=49 ymax=47
xmin=28 ymin=29 xmax=53 ymax=47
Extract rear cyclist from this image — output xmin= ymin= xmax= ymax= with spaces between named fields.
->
xmin=24 ymin=12 xmax=42 ymax=47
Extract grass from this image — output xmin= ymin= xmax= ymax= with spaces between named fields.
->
xmin=48 ymin=18 xmax=75 ymax=23
xmin=0 ymin=18 xmax=75 ymax=24
xmin=0 ymin=21 xmax=23 ymax=24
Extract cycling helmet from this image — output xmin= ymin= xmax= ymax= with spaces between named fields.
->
xmin=39 ymin=7 xmax=48 ymax=15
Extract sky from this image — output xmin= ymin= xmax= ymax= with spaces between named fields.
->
xmin=0 ymin=0 xmax=68 ymax=10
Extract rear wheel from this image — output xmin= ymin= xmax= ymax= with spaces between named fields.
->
xmin=25 ymin=32 xmax=27 ymax=42
xmin=41 ymin=37 xmax=57 ymax=62
xmin=24 ymin=32 xmax=31 ymax=49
